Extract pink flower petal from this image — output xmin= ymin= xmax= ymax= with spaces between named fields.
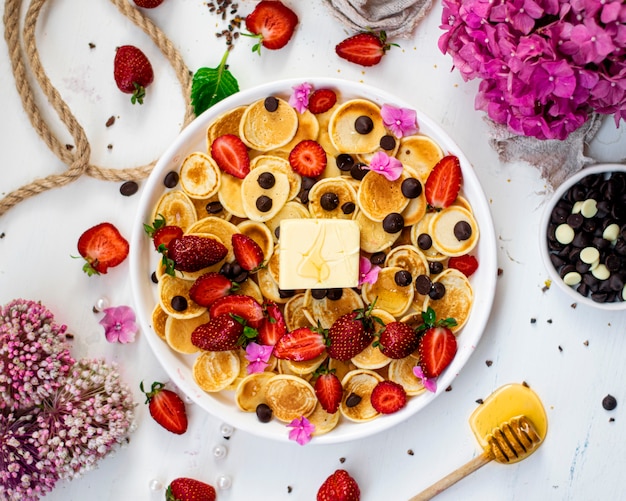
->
xmin=99 ymin=306 xmax=138 ymax=344
xmin=245 ymin=342 xmax=273 ymax=374
xmin=289 ymin=82 xmax=313 ymax=114
xmin=366 ymin=151 xmax=404 ymax=181
xmin=287 ymin=416 xmax=315 ymax=445
xmin=413 ymin=365 xmax=437 ymax=393
xmin=381 ymin=104 xmax=419 ymax=138
xmin=358 ymin=256 xmax=381 ymax=287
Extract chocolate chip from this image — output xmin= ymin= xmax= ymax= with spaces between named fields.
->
xmin=603 ymin=394 xmax=617 ymax=411
xmin=163 ymin=171 xmax=179 ymax=188
xmin=417 ymin=233 xmax=433 ymax=250
xmin=278 ymin=289 xmax=296 ymax=298
xmin=320 ymin=192 xmax=339 ymax=211
xmin=345 ymin=393 xmax=362 ymax=407
xmin=326 ymin=288 xmax=344 ymax=300
xmin=380 ymin=135 xmax=396 ymax=151
xmin=454 ymin=220 xmax=472 ymax=241
xmin=370 ymin=252 xmax=386 ymax=266
xmin=311 ymin=289 xmax=328 ymax=300
xmin=429 ymin=261 xmax=444 ymax=274
xmin=206 ymin=201 xmax=224 ymax=214
xmin=383 ymin=213 xmax=404 ymax=233
xmin=256 ymin=403 xmax=273 ymax=422
xmin=350 ymin=162 xmax=369 ymax=181
xmin=354 ymin=115 xmax=374 ymax=134
xmin=264 ymin=96 xmax=279 ymax=112
xmin=414 ymin=274 xmax=432 ymax=295
xmin=341 ymin=202 xmax=356 ymax=215
xmin=171 ymin=296 xmax=188 ymax=311
xmin=401 ymin=178 xmax=422 ymax=199
xmin=256 ymin=195 xmax=273 ymax=212
xmin=257 ymin=172 xmax=276 ymax=189
xmin=301 ymin=176 xmax=316 ymax=190
xmin=394 ymin=270 xmax=412 ymax=287
xmin=336 ymin=154 xmax=355 ymax=171
xmin=151 ymin=271 xmax=159 ymax=284
xmin=120 ymin=180 xmax=138 ymax=196
xmin=298 ymin=189 xmax=309 ymax=204
xmin=274 ymin=226 xmax=281 ymax=239
xmin=428 ymin=282 xmax=446 ymax=300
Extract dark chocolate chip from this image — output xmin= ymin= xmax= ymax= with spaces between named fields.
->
xmin=394 ymin=270 xmax=412 ymax=287
xmin=326 ymin=288 xmax=344 ymax=300
xmin=429 ymin=282 xmax=446 ymax=300
xmin=350 ymin=162 xmax=368 ymax=181
xmin=264 ymin=96 xmax=279 ymax=112
xmin=414 ymin=275 xmax=432 ymax=295
xmin=320 ymin=192 xmax=340 ymax=211
xmin=257 ymin=172 xmax=276 ymax=189
xmin=603 ymin=394 xmax=617 ymax=410
xmin=278 ymin=289 xmax=296 ymax=298
xmin=380 ymin=135 xmax=396 ymax=151
xmin=171 ymin=295 xmax=188 ymax=311
xmin=311 ymin=289 xmax=328 ymax=300
xmin=383 ymin=213 xmax=404 ymax=233
xmin=256 ymin=195 xmax=273 ymax=212
xmin=341 ymin=202 xmax=356 ymax=214
xmin=301 ymin=176 xmax=316 ymax=190
xmin=370 ymin=252 xmax=386 ymax=266
xmin=429 ymin=261 xmax=444 ymax=275
xmin=120 ymin=180 xmax=139 ymax=196
xmin=417 ymin=233 xmax=433 ymax=250
xmin=151 ymin=271 xmax=159 ymax=284
xmin=256 ymin=403 xmax=273 ymax=422
xmin=163 ymin=171 xmax=179 ymax=188
xmin=206 ymin=201 xmax=223 ymax=214
xmin=354 ymin=115 xmax=374 ymax=134
xmin=401 ymin=178 xmax=422 ymax=199
xmin=345 ymin=393 xmax=362 ymax=407
xmin=336 ymin=154 xmax=355 ymax=171
xmin=454 ymin=221 xmax=472 ymax=241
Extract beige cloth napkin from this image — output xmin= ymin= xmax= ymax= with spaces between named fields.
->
xmin=322 ymin=0 xmax=433 ymax=38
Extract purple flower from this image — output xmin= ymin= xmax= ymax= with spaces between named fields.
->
xmin=413 ymin=365 xmax=437 ymax=393
xmin=358 ymin=256 xmax=381 ymax=287
xmin=381 ymin=104 xmax=419 ymax=138
xmin=287 ymin=416 xmax=315 ymax=445
xmin=99 ymin=305 xmax=138 ymax=343
xmin=245 ymin=342 xmax=273 ymax=374
xmin=366 ymin=151 xmax=404 ymax=181
xmin=289 ymin=82 xmax=313 ymax=114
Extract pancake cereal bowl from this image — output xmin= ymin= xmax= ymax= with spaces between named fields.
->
xmin=130 ymin=78 xmax=497 ymax=444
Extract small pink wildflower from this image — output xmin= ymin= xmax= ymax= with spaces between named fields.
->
xmin=381 ymin=104 xmax=419 ymax=138
xmin=99 ymin=306 xmax=138 ymax=344
xmin=245 ymin=342 xmax=273 ymax=374
xmin=366 ymin=151 xmax=404 ymax=181
xmin=289 ymin=82 xmax=313 ymax=114
xmin=287 ymin=415 xmax=315 ymax=445
xmin=413 ymin=365 xmax=437 ymax=393
xmin=358 ymin=256 xmax=381 ymax=287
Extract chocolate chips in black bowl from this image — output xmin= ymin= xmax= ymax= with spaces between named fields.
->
xmin=540 ymin=164 xmax=626 ymax=309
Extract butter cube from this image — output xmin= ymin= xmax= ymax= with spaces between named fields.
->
xmin=278 ymin=219 xmax=360 ymax=290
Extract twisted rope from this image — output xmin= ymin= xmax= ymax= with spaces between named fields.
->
xmin=1 ymin=0 xmax=195 ymax=216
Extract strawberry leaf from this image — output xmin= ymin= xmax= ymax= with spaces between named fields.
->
xmin=191 ymin=50 xmax=240 ymax=117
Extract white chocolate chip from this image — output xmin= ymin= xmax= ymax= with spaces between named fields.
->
xmin=580 ymin=199 xmax=598 ymax=218
xmin=555 ymin=223 xmax=575 ymax=245
xmin=580 ymin=246 xmax=600 ymax=264
xmin=563 ymin=271 xmax=582 ymax=286
xmin=603 ymin=223 xmax=620 ymax=242
xmin=572 ymin=201 xmax=583 ymax=214
xmin=591 ymin=263 xmax=610 ymax=281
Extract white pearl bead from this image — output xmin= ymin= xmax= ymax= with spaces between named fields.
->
xmin=149 ymin=479 xmax=163 ymax=491
xmin=220 ymin=423 xmax=234 ymax=438
xmin=213 ymin=444 xmax=228 ymax=459
xmin=94 ymin=296 xmax=110 ymax=312
xmin=216 ymin=474 xmax=232 ymax=490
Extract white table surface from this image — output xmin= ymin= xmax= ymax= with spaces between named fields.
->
xmin=2 ymin=1 xmax=626 ymax=500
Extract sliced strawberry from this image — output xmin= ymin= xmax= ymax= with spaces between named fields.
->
xmin=168 ymin=235 xmax=228 ymax=273
xmin=210 ymin=134 xmax=250 ymax=179
xmin=273 ymin=327 xmax=326 ymax=361
xmin=317 ymin=469 xmax=361 ymax=501
xmin=257 ymin=301 xmax=286 ymax=346
xmin=314 ymin=370 xmax=343 ymax=414
xmin=245 ymin=0 xmax=299 ymax=52
xmin=191 ymin=314 xmax=245 ymax=351
xmin=418 ymin=326 xmax=458 ymax=378
xmin=153 ymin=225 xmax=183 ymax=251
xmin=140 ymin=381 xmax=188 ymax=435
xmin=424 ymin=155 xmax=463 ymax=209
xmin=77 ymin=222 xmax=129 ymax=275
xmin=209 ymin=295 xmax=265 ymax=328
xmin=308 ymin=88 xmax=337 ymax=114
xmin=289 ymin=140 xmax=327 ymax=177
xmin=376 ymin=321 xmax=419 ymax=359
xmin=189 ymin=272 xmax=237 ymax=308
xmin=232 ymin=234 xmax=265 ymax=272
xmin=447 ymin=254 xmax=479 ymax=277
xmin=370 ymin=380 xmax=407 ymax=414
xmin=335 ymin=31 xmax=394 ymax=67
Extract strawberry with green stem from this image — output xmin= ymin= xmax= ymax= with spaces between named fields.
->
xmin=416 ymin=307 xmax=458 ymax=378
xmin=244 ymin=0 xmax=299 ymax=54
xmin=335 ymin=30 xmax=398 ymax=67
xmin=326 ymin=302 xmax=383 ymax=361
xmin=140 ymin=381 xmax=188 ymax=435
xmin=313 ymin=365 xmax=343 ymax=414
xmin=424 ymin=155 xmax=463 ymax=210
xmin=76 ymin=222 xmax=129 ymax=276
xmin=113 ymin=45 xmax=154 ymax=105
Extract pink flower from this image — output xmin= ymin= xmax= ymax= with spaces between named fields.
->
xmin=289 ymin=82 xmax=313 ymax=114
xmin=358 ymin=256 xmax=381 ymax=287
xmin=366 ymin=151 xmax=404 ymax=181
xmin=287 ymin=416 xmax=315 ymax=445
xmin=245 ymin=342 xmax=273 ymax=374
xmin=381 ymin=104 xmax=419 ymax=138
xmin=99 ymin=306 xmax=138 ymax=343
xmin=413 ymin=365 xmax=437 ymax=393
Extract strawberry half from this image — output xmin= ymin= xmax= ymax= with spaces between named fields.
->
xmin=376 ymin=321 xmax=419 ymax=359
xmin=447 ymin=254 xmax=479 ymax=277
xmin=209 ymin=294 xmax=265 ymax=328
xmin=167 ymin=235 xmax=228 ymax=273
xmin=418 ymin=326 xmax=458 ymax=378
xmin=317 ymin=469 xmax=361 ymax=501
xmin=210 ymin=134 xmax=250 ymax=179
xmin=245 ymin=0 xmax=299 ymax=52
xmin=424 ymin=155 xmax=463 ymax=209
xmin=308 ymin=88 xmax=337 ymax=114
xmin=77 ymin=222 xmax=129 ymax=276
xmin=273 ymin=326 xmax=326 ymax=361
xmin=166 ymin=477 xmax=216 ymax=501
xmin=191 ymin=313 xmax=246 ymax=351
xmin=257 ymin=301 xmax=287 ymax=346
xmin=113 ymin=45 xmax=154 ymax=104
xmin=314 ymin=369 xmax=343 ymax=414
xmin=335 ymin=31 xmax=395 ymax=67
xmin=140 ymin=381 xmax=188 ymax=435
xmin=289 ymin=140 xmax=327 ymax=177
xmin=232 ymin=233 xmax=265 ymax=272
xmin=371 ymin=380 xmax=407 ymax=414
xmin=153 ymin=225 xmax=184 ymax=251
xmin=189 ymin=272 xmax=238 ymax=308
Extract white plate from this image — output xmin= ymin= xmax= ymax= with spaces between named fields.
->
xmin=130 ymin=77 xmax=498 ymax=444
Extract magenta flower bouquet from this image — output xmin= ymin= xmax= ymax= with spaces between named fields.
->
xmin=439 ymin=0 xmax=626 ymax=140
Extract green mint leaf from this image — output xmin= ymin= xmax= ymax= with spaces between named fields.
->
xmin=191 ymin=50 xmax=239 ymax=117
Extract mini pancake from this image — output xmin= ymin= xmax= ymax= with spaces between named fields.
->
xmin=164 ymin=311 xmax=210 ymax=354
xmin=308 ymin=403 xmax=340 ymax=435
xmin=240 ymin=97 xmax=299 ymax=151
xmin=273 ymin=109 xmax=320 ymax=156
xmin=284 ymin=293 xmax=314 ymax=331
xmin=250 ymin=155 xmax=302 ymax=201
xmin=340 ymin=369 xmax=384 ymax=422
xmin=429 ymin=206 xmax=479 ymax=257
xmin=308 ymin=177 xmax=358 ymax=220
xmin=350 ymin=309 xmax=394 ymax=370
xmin=388 ymin=357 xmax=427 ymax=396
xmin=179 ymin=151 xmax=221 ymax=199
xmin=241 ymin=167 xmax=291 ymax=222
xmin=158 ymin=274 xmax=206 ymax=319
xmin=192 ymin=193 xmax=233 ymax=221
xmin=224 ymin=350 xmax=252 ymax=391
xmin=423 ymin=268 xmax=474 ymax=332
xmin=153 ymin=190 xmax=197 ymax=233
xmin=257 ymin=266 xmax=291 ymax=304
xmin=235 ymin=276 xmax=264 ymax=305
xmin=385 ymin=244 xmax=429 ymax=278
xmin=235 ymin=371 xmax=275 ymax=412
xmin=396 ymin=134 xmax=444 ymax=182
xmin=328 ymin=99 xmax=387 ymax=154
xmin=400 ymin=166 xmax=428 ymax=226
xmin=187 ymin=216 xmax=241 ymax=264
xmin=193 ymin=350 xmax=240 ymax=392
xmin=266 ymin=244 xmax=281 ymax=284
xmin=283 ymin=352 xmax=328 ymax=376
xmin=236 ymin=220 xmax=275 ymax=263
xmin=410 ymin=212 xmax=448 ymax=262
xmin=355 ymin=210 xmax=402 ymax=254
xmin=361 ymin=265 xmax=414 ymax=317
xmin=356 ymin=135 xmax=400 ymax=164
xmin=265 ymin=201 xmax=310 ymax=244
xmin=357 ymin=170 xmax=410 ymax=222
xmin=264 ymin=374 xmax=317 ymax=422
xmin=328 ymin=358 xmax=357 ymax=383
xmin=151 ymin=303 xmax=169 ymax=340
xmin=305 ymin=288 xmax=364 ymax=329
xmin=218 ymin=173 xmax=247 ymax=218
xmin=206 ymin=105 xmax=247 ymax=147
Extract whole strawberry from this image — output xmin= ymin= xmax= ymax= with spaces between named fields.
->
xmin=317 ymin=469 xmax=360 ymax=501
xmin=113 ymin=45 xmax=154 ymax=104
xmin=167 ymin=235 xmax=228 ymax=273
xmin=191 ymin=313 xmax=245 ymax=351
xmin=376 ymin=321 xmax=419 ymax=359
xmin=166 ymin=477 xmax=216 ymax=501
xmin=134 ymin=0 xmax=164 ymax=8
xmin=326 ymin=306 xmax=379 ymax=361
xmin=140 ymin=381 xmax=188 ymax=435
